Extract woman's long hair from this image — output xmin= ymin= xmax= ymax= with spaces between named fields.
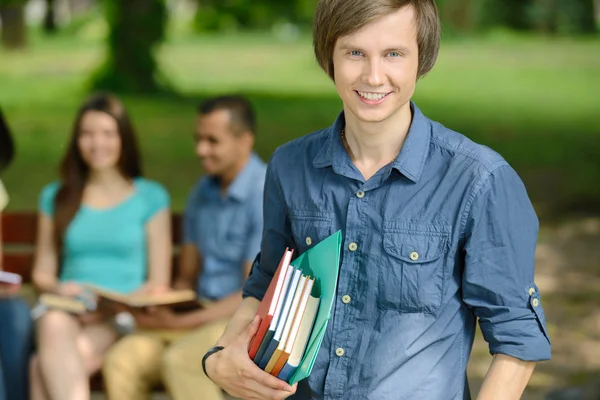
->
xmin=54 ymin=93 xmax=143 ymax=249
xmin=0 ymin=108 xmax=15 ymax=173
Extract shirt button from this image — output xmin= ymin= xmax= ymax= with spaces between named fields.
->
xmin=356 ymin=191 xmax=365 ymax=199
xmin=342 ymin=295 xmax=351 ymax=304
xmin=335 ymin=348 xmax=345 ymax=357
xmin=348 ymin=242 xmax=358 ymax=251
xmin=409 ymin=251 xmax=419 ymax=261
xmin=528 ymin=287 xmax=536 ymax=296
xmin=532 ymin=298 xmax=539 ymax=307
xmin=306 ymin=237 xmax=312 ymax=246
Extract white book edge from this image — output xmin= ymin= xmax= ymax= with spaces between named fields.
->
xmin=277 ymin=275 xmax=308 ymax=350
xmin=274 ymin=269 xmax=302 ymax=340
xmin=268 ymin=250 xmax=293 ymax=315
xmin=287 ymin=295 xmax=320 ymax=365
xmin=283 ymin=278 xmax=314 ymax=354
xmin=269 ymin=264 xmax=294 ymax=330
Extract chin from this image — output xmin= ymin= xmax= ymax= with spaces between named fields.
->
xmin=354 ymin=109 xmax=395 ymax=124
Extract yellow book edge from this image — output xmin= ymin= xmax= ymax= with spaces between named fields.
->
xmin=38 ymin=293 xmax=87 ymax=314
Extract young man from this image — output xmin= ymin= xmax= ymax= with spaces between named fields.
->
xmin=102 ymin=95 xmax=267 ymax=400
xmin=205 ymin=1 xmax=551 ymax=399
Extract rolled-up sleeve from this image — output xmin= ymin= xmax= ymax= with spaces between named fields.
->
xmin=242 ymin=150 xmax=295 ymax=301
xmin=462 ymin=164 xmax=551 ymax=361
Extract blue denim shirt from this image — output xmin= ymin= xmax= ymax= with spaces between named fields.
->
xmin=184 ymin=153 xmax=266 ymax=300
xmin=243 ymin=103 xmax=551 ymax=399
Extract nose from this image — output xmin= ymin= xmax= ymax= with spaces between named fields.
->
xmin=363 ymin=57 xmax=384 ymax=88
xmin=196 ymin=140 xmax=210 ymax=158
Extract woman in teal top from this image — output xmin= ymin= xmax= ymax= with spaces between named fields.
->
xmin=30 ymin=93 xmax=172 ymax=400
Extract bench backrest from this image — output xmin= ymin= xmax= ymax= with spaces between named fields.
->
xmin=1 ymin=212 xmax=183 ymax=282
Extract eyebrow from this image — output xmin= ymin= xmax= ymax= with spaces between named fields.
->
xmin=339 ymin=43 xmax=412 ymax=55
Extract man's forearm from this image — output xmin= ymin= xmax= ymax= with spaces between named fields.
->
xmin=173 ymin=292 xmax=257 ymax=330
xmin=215 ymin=296 xmax=260 ymax=346
xmin=477 ymin=354 xmax=536 ymax=400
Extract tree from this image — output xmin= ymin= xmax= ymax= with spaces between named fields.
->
xmin=0 ymin=0 xmax=27 ymax=50
xmin=91 ymin=0 xmax=168 ymax=93
xmin=43 ymin=0 xmax=57 ymax=34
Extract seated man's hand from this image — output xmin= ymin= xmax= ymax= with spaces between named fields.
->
xmin=206 ymin=316 xmax=297 ymax=400
xmin=132 ymin=306 xmax=177 ymax=329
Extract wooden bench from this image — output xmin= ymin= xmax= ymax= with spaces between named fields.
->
xmin=1 ymin=211 xmax=183 ymax=393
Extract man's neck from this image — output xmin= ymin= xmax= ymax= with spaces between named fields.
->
xmin=218 ymin=152 xmax=251 ymax=193
xmin=343 ymin=102 xmax=413 ymax=180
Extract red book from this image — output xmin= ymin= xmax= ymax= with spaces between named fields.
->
xmin=248 ymin=248 xmax=294 ymax=359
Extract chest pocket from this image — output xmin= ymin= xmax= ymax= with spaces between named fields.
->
xmin=199 ymin=207 xmax=248 ymax=262
xmin=380 ymin=224 xmax=449 ymax=314
xmin=289 ymin=212 xmax=334 ymax=255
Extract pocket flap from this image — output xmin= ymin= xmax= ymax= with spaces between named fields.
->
xmin=383 ymin=231 xmax=448 ymax=263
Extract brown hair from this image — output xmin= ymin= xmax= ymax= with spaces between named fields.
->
xmin=313 ymin=0 xmax=441 ymax=80
xmin=54 ymin=93 xmax=142 ymax=249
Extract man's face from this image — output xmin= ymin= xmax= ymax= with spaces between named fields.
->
xmin=195 ymin=109 xmax=250 ymax=177
xmin=332 ymin=6 xmax=419 ymax=125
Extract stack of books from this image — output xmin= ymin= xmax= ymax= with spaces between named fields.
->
xmin=248 ymin=230 xmax=342 ymax=384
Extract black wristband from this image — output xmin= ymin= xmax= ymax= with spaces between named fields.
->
xmin=202 ymin=345 xmax=225 ymax=378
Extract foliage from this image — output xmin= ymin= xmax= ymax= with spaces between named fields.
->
xmin=90 ymin=0 xmax=168 ymax=93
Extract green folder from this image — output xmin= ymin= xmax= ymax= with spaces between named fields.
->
xmin=288 ymin=230 xmax=342 ymax=385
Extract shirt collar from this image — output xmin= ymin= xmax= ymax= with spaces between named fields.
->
xmin=313 ymin=101 xmax=431 ymax=183
xmin=208 ymin=153 xmax=261 ymax=202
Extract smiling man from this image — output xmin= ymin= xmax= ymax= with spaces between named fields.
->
xmin=203 ymin=1 xmax=551 ymax=399
xmin=102 ymin=95 xmax=266 ymax=400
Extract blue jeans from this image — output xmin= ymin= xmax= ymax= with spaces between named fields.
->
xmin=0 ymin=297 xmax=33 ymax=400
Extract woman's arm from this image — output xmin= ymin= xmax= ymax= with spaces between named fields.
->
xmin=143 ymin=208 xmax=172 ymax=291
xmin=31 ymin=213 xmax=61 ymax=293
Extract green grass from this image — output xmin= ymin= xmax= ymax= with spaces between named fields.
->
xmin=1 ymin=27 xmax=599 ymax=214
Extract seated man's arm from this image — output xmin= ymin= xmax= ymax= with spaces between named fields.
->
xmin=462 ymin=165 xmax=551 ymax=400
xmin=172 ymin=260 xmax=253 ymax=329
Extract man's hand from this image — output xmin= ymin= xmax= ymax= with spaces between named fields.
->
xmin=132 ymin=306 xmax=178 ymax=329
xmin=205 ymin=316 xmax=297 ymax=400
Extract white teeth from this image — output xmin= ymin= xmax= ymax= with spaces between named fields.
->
xmin=358 ymin=91 xmax=387 ymax=101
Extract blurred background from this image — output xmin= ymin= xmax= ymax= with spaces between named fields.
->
xmin=0 ymin=0 xmax=599 ymax=398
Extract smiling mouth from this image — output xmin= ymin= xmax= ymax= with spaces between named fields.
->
xmin=356 ymin=91 xmax=390 ymax=101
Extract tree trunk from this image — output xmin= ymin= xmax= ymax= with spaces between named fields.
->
xmin=91 ymin=0 xmax=167 ymax=93
xmin=596 ymin=0 xmax=600 ymax=24
xmin=0 ymin=3 xmax=27 ymax=50
xmin=43 ymin=0 xmax=57 ymax=34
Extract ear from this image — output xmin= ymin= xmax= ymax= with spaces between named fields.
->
xmin=240 ymin=130 xmax=255 ymax=149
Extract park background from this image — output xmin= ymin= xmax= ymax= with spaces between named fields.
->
xmin=1 ymin=0 xmax=599 ymax=398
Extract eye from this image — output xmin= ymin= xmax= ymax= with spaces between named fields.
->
xmin=350 ymin=50 xmax=363 ymax=57
xmin=388 ymin=51 xmax=401 ymax=58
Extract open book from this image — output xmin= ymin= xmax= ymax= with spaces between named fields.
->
xmin=84 ymin=285 xmax=198 ymax=308
xmin=37 ymin=293 xmax=90 ymax=314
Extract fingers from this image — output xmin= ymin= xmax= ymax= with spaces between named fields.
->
xmin=244 ymin=361 xmax=293 ymax=393
xmin=243 ymin=378 xmax=296 ymax=400
xmin=244 ymin=315 xmax=261 ymax=343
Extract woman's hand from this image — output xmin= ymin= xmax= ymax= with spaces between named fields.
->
xmin=56 ymin=281 xmax=83 ymax=297
xmin=0 ymin=283 xmax=20 ymax=298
